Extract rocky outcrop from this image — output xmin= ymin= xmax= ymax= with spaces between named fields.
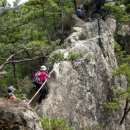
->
xmin=105 ymin=16 xmax=116 ymax=34
xmin=0 ymin=98 xmax=42 ymax=130
xmin=37 ymin=18 xmax=127 ymax=130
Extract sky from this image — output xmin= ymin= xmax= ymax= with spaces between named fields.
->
xmin=7 ymin=0 xmax=28 ymax=6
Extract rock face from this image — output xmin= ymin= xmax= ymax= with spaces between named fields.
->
xmin=105 ymin=16 xmax=116 ymax=34
xmin=37 ymin=18 xmax=127 ymax=130
xmin=0 ymin=98 xmax=42 ymax=130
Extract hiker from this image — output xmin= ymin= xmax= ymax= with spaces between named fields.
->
xmin=33 ymin=65 xmax=50 ymax=104
xmin=76 ymin=7 xmax=84 ymax=19
xmin=6 ymin=86 xmax=17 ymax=100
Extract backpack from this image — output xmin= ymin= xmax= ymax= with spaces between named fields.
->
xmin=32 ymin=71 xmax=41 ymax=84
xmin=76 ymin=10 xmax=83 ymax=17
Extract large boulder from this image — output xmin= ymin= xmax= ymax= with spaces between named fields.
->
xmin=37 ymin=19 xmax=127 ymax=130
xmin=0 ymin=98 xmax=42 ymax=130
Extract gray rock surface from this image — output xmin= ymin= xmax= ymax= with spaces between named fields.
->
xmin=0 ymin=98 xmax=42 ymax=130
xmin=37 ymin=19 xmax=127 ymax=130
xmin=105 ymin=16 xmax=116 ymax=35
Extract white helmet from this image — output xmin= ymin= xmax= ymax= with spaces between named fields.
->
xmin=40 ymin=65 xmax=47 ymax=71
xmin=7 ymin=86 xmax=16 ymax=93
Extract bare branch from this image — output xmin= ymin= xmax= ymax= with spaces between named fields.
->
xmin=7 ymin=56 xmax=45 ymax=64
xmin=0 ymin=54 xmax=15 ymax=71
xmin=5 ymin=56 xmax=54 ymax=64
xmin=0 ymin=47 xmax=31 ymax=71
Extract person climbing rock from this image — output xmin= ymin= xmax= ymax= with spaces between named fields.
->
xmin=76 ymin=7 xmax=84 ymax=19
xmin=33 ymin=65 xmax=50 ymax=104
xmin=5 ymin=86 xmax=17 ymax=100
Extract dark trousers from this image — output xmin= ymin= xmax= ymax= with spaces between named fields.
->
xmin=35 ymin=83 xmax=48 ymax=104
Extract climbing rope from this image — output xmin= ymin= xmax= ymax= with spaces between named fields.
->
xmin=27 ymin=63 xmax=60 ymax=105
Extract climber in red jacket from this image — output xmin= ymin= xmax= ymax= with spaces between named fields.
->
xmin=33 ymin=65 xmax=50 ymax=104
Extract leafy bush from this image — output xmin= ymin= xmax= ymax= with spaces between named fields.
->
xmin=103 ymin=3 xmax=130 ymax=22
xmin=15 ymin=91 xmax=27 ymax=100
xmin=114 ymin=42 xmax=130 ymax=64
xmin=51 ymin=51 xmax=64 ymax=61
xmin=40 ymin=118 xmax=72 ymax=130
xmin=105 ymin=63 xmax=130 ymax=104
xmin=68 ymin=51 xmax=82 ymax=60
xmin=46 ymin=51 xmax=64 ymax=69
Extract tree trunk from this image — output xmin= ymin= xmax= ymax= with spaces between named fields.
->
xmin=120 ymin=99 xmax=130 ymax=125
xmin=41 ymin=4 xmax=51 ymax=44
xmin=59 ymin=8 xmax=64 ymax=44
xmin=53 ymin=13 xmax=57 ymax=32
xmin=12 ymin=61 xmax=18 ymax=89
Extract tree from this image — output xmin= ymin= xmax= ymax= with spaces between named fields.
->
xmin=105 ymin=43 xmax=130 ymax=125
xmin=103 ymin=0 xmax=130 ymax=22
xmin=0 ymin=0 xmax=74 ymax=89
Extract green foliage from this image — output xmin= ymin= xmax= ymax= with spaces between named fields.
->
xmin=105 ymin=57 xmax=130 ymax=111
xmin=15 ymin=91 xmax=27 ymax=100
xmin=40 ymin=118 xmax=72 ymax=130
xmin=106 ymin=63 xmax=130 ymax=106
xmin=113 ymin=63 xmax=130 ymax=76
xmin=104 ymin=88 xmax=126 ymax=110
xmin=0 ymin=0 xmax=7 ymax=7
xmin=105 ymin=102 xmax=120 ymax=110
xmin=63 ymin=17 xmax=75 ymax=32
xmin=114 ymin=42 xmax=130 ymax=64
xmin=103 ymin=3 xmax=130 ymax=22
xmin=113 ymin=63 xmax=130 ymax=87
xmin=0 ymin=0 xmax=74 ymax=91
xmin=68 ymin=51 xmax=82 ymax=60
xmin=105 ymin=41 xmax=130 ymax=112
xmin=114 ymin=41 xmax=122 ymax=52
xmin=126 ymin=4 xmax=130 ymax=13
xmin=83 ymin=0 xmax=92 ymax=6
xmin=45 ymin=60 xmax=54 ymax=69
xmin=104 ymin=87 xmax=130 ymax=110
xmin=51 ymin=51 xmax=64 ymax=61
xmin=46 ymin=51 xmax=64 ymax=68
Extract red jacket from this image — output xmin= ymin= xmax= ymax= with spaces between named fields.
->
xmin=8 ymin=95 xmax=17 ymax=100
xmin=38 ymin=70 xmax=49 ymax=84
xmin=5 ymin=94 xmax=17 ymax=100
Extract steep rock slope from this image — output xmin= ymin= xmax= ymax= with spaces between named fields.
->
xmin=0 ymin=98 xmax=42 ymax=130
xmin=37 ymin=18 xmax=127 ymax=130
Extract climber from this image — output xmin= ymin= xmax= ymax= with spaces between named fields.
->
xmin=33 ymin=65 xmax=50 ymax=104
xmin=5 ymin=86 xmax=17 ymax=100
xmin=76 ymin=7 xmax=84 ymax=19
